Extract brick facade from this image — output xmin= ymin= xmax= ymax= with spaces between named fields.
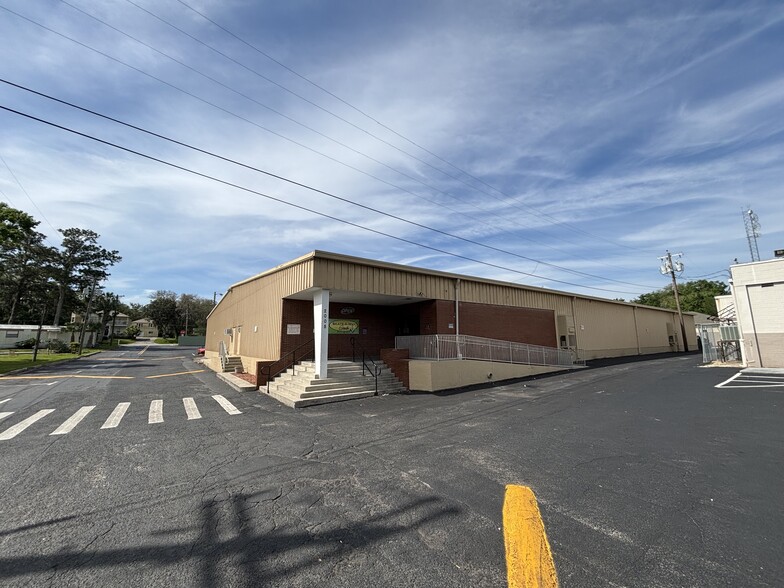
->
xmin=380 ymin=348 xmax=410 ymax=389
xmin=278 ymin=297 xmax=556 ymax=361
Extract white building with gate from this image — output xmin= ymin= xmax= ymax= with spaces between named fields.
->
xmin=727 ymin=258 xmax=784 ymax=368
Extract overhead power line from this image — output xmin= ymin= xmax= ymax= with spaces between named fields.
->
xmin=0 ymin=152 xmax=59 ymax=240
xmin=4 ymin=3 xmax=604 ymax=264
xmin=60 ymin=0 xmax=619 ymax=259
xmin=64 ymin=0 xmax=649 ymax=256
xmin=169 ymin=0 xmax=655 ymax=255
xmin=0 ymin=103 xmax=653 ymax=297
xmin=0 ymin=79 xmax=661 ymax=291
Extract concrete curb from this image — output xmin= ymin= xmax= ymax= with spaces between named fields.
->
xmin=216 ymin=372 xmax=258 ymax=392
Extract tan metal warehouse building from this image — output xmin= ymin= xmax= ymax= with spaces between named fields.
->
xmin=205 ymin=251 xmax=696 ymax=403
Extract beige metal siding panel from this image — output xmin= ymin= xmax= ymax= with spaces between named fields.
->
xmin=634 ymin=307 xmax=673 ymax=350
xmin=206 ymin=260 xmax=313 ymax=360
xmin=573 ymin=298 xmax=638 ymax=354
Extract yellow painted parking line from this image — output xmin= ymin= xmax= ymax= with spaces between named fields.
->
xmin=0 ymin=375 xmax=135 ymax=380
xmin=145 ymin=369 xmax=205 ymax=379
xmin=138 ymin=345 xmax=150 ymax=356
xmin=503 ymin=485 xmax=559 ymax=588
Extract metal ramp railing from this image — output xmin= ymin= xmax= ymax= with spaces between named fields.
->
xmin=395 ymin=334 xmax=582 ymax=368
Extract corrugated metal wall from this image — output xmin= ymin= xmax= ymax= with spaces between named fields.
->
xmin=207 ymin=253 xmax=696 ymax=365
xmin=206 ymin=259 xmax=314 ymax=361
xmin=315 ymin=258 xmax=453 ymax=299
xmin=313 ymin=256 xmax=690 ymax=358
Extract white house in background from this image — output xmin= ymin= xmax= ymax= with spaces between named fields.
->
xmin=133 ymin=318 xmax=158 ymax=338
xmin=104 ymin=312 xmax=130 ymax=335
xmin=0 ymin=325 xmax=71 ymax=349
xmin=69 ymin=311 xmax=131 ymax=337
xmin=69 ymin=311 xmax=102 ymax=325
xmin=727 ymin=258 xmax=784 ymax=368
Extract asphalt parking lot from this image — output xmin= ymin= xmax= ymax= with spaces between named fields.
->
xmin=0 ymin=348 xmax=781 ymax=587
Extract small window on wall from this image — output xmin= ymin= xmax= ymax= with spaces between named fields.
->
xmin=5 ymin=331 xmax=20 ymax=339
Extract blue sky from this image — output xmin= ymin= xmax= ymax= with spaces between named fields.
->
xmin=1 ymin=0 xmax=782 ymax=304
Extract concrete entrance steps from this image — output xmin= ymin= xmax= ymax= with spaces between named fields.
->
xmin=222 ymin=355 xmax=243 ymax=372
xmin=266 ymin=359 xmax=406 ymax=408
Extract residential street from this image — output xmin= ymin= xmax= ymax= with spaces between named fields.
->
xmin=0 ymin=348 xmax=781 ymax=587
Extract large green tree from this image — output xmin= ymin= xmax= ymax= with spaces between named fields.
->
xmin=177 ymin=293 xmax=214 ymax=336
xmin=147 ymin=290 xmax=178 ymax=338
xmin=52 ymin=228 xmax=121 ymax=326
xmin=633 ymin=280 xmax=729 ymax=315
xmin=0 ymin=202 xmax=57 ymax=323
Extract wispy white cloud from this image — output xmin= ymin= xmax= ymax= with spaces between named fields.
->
xmin=0 ymin=0 xmax=782 ymax=302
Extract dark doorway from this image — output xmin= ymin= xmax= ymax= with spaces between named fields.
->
xmin=395 ymin=311 xmax=420 ymax=336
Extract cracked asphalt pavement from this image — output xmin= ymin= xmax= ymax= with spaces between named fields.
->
xmin=0 ymin=347 xmax=781 ymax=586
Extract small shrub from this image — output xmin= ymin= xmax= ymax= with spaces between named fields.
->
xmin=69 ymin=342 xmax=80 ymax=354
xmin=47 ymin=339 xmax=69 ymax=353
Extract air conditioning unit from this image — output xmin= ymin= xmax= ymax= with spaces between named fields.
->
xmin=224 ymin=328 xmax=232 ymax=335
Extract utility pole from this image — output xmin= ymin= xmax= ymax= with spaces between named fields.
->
xmin=213 ymin=291 xmax=222 ymax=305
xmin=659 ymin=251 xmax=689 ymax=352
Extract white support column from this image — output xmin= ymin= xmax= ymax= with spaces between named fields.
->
xmin=313 ymin=289 xmax=330 ymax=379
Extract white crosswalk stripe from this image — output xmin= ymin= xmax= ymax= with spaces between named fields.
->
xmin=212 ymin=394 xmax=242 ymax=415
xmin=183 ymin=397 xmax=201 ymax=420
xmin=50 ymin=406 xmax=95 ymax=436
xmin=149 ymin=399 xmax=163 ymax=424
xmin=0 ymin=409 xmax=55 ymax=440
xmin=101 ymin=402 xmax=130 ymax=429
xmin=0 ymin=395 xmax=244 ymax=440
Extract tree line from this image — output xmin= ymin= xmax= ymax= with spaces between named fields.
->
xmin=1 ymin=202 xmax=213 ymax=340
xmin=1 ymin=201 xmax=120 ymax=328
xmin=631 ymin=280 xmax=729 ymax=315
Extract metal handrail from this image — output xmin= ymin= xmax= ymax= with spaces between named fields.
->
xmin=218 ymin=340 xmax=228 ymax=371
xmin=395 ymin=334 xmax=581 ymax=368
xmin=260 ymin=339 xmax=315 ymax=393
xmin=350 ymin=337 xmax=379 ymax=395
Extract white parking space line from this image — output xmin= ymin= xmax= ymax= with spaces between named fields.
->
xmin=715 ymin=373 xmax=742 ymax=388
xmin=212 ymin=395 xmax=242 ymax=415
xmin=722 ymin=383 xmax=784 ymax=388
xmin=50 ymin=406 xmax=96 ymax=436
xmin=101 ymin=403 xmax=130 ymax=429
xmin=0 ymin=412 xmax=13 ymax=421
xmin=183 ymin=397 xmax=201 ymax=420
xmin=735 ymin=375 xmax=784 ymax=380
xmin=0 ymin=398 xmax=10 ymax=405
xmin=716 ymin=371 xmax=784 ymax=389
xmin=149 ymin=399 xmax=163 ymax=424
xmin=0 ymin=409 xmax=55 ymax=441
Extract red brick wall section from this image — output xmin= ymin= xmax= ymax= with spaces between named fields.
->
xmin=327 ymin=302 xmax=397 ymax=359
xmin=280 ymin=299 xmax=399 ymax=360
xmin=428 ymin=300 xmax=556 ymax=347
xmin=255 ymin=360 xmax=276 ymax=387
xmin=280 ymin=299 xmax=314 ymax=359
xmin=380 ymin=348 xmax=410 ymax=390
xmin=280 ymin=298 xmax=556 ymax=362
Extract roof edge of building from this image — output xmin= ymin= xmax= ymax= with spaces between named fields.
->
xmin=212 ymin=249 xmax=691 ymax=317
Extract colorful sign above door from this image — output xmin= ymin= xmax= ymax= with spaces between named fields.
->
xmin=328 ymin=319 xmax=359 ymax=334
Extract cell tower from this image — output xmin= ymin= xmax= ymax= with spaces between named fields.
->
xmin=742 ymin=207 xmax=761 ymax=262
